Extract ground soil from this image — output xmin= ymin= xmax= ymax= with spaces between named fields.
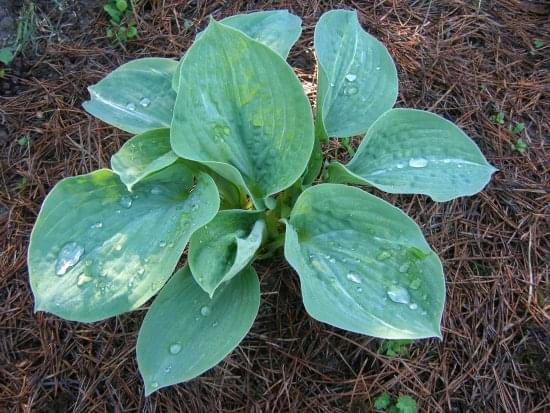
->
xmin=0 ymin=1 xmax=549 ymax=412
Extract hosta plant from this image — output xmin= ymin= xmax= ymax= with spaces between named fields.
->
xmin=28 ymin=10 xmax=495 ymax=394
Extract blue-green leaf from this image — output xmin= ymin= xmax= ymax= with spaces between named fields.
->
xmin=284 ymin=184 xmax=444 ymax=339
xmin=137 ymin=265 xmax=260 ymax=395
xmin=328 ymin=109 xmax=497 ymax=201
xmin=171 ymin=20 xmax=314 ymax=209
xmin=172 ymin=10 xmax=302 ymax=91
xmin=189 ymin=210 xmax=265 ymax=296
xmin=111 ymin=128 xmax=178 ymax=191
xmin=28 ymin=163 xmax=219 ymax=322
xmin=314 ymin=10 xmax=398 ymax=138
xmin=83 ymin=58 xmax=177 ymax=134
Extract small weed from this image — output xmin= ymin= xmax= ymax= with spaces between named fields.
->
xmin=511 ymin=138 xmax=527 ymax=154
xmin=17 ymin=135 xmax=30 ymax=146
xmin=479 ymin=83 xmax=487 ymax=92
xmin=374 ymin=392 xmax=417 ymax=412
xmin=508 ymin=122 xmax=525 ymax=135
xmin=104 ymin=0 xmax=138 ymax=46
xmin=379 ymin=339 xmax=412 ymax=357
xmin=533 ymin=39 xmax=544 ymax=50
xmin=15 ymin=177 xmax=28 ymax=192
xmin=490 ymin=111 xmax=505 ymax=125
xmin=0 ymin=48 xmax=14 ymax=65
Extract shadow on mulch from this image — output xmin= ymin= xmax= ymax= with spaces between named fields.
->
xmin=1 ymin=0 xmax=549 ymax=412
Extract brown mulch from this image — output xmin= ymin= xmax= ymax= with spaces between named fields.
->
xmin=1 ymin=0 xmax=549 ymax=412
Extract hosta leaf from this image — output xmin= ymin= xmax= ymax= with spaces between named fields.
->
xmin=83 ymin=58 xmax=177 ymax=134
xmin=171 ymin=20 xmax=314 ymax=209
xmin=314 ymin=10 xmax=398 ymax=138
xmin=111 ymin=128 xmax=178 ymax=191
xmin=172 ymin=10 xmax=302 ymax=91
xmin=328 ymin=109 xmax=497 ymax=201
xmin=189 ymin=210 xmax=265 ymax=296
xmin=137 ymin=265 xmax=260 ymax=395
xmin=284 ymin=184 xmax=444 ymax=339
xmin=28 ymin=163 xmax=219 ymax=322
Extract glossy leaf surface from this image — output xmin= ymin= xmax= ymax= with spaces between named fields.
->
xmin=328 ymin=109 xmax=497 ymax=201
xmin=137 ymin=265 xmax=260 ymax=394
xmin=314 ymin=10 xmax=398 ymax=138
xmin=189 ymin=210 xmax=265 ymax=296
xmin=111 ymin=128 xmax=178 ymax=191
xmin=171 ymin=20 xmax=314 ymax=209
xmin=172 ymin=10 xmax=302 ymax=91
xmin=28 ymin=164 xmax=219 ymax=322
xmin=284 ymin=184 xmax=444 ymax=339
xmin=83 ymin=58 xmax=177 ymax=134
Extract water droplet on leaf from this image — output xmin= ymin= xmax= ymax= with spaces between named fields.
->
xmin=150 ymin=186 xmax=162 ymax=195
xmin=409 ymin=303 xmax=418 ymax=310
xmin=346 ymin=272 xmax=362 ymax=284
xmin=169 ymin=343 xmax=182 ymax=354
xmin=345 ymin=73 xmax=357 ymax=82
xmin=55 ymin=242 xmax=84 ymax=276
xmin=119 ymin=196 xmax=132 ymax=208
xmin=159 ymin=240 xmax=167 ymax=247
xmin=90 ymin=221 xmax=103 ymax=229
xmin=200 ymin=306 xmax=211 ymax=317
xmin=409 ymin=158 xmax=428 ymax=168
xmin=126 ymin=102 xmax=136 ymax=111
xmin=343 ymin=86 xmax=358 ymax=96
xmin=77 ymin=273 xmax=93 ymax=286
xmin=139 ymin=97 xmax=151 ymax=107
xmin=387 ymin=285 xmax=411 ymax=304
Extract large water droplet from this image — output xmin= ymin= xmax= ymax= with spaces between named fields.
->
xmin=55 ymin=242 xmax=84 ymax=276
xmin=126 ymin=102 xmax=136 ymax=111
xmin=169 ymin=343 xmax=182 ymax=354
xmin=200 ymin=306 xmax=211 ymax=317
xmin=387 ymin=285 xmax=411 ymax=304
xmin=119 ymin=195 xmax=132 ymax=208
xmin=90 ymin=221 xmax=103 ymax=229
xmin=139 ymin=97 xmax=151 ymax=107
xmin=345 ymin=73 xmax=357 ymax=82
xmin=409 ymin=158 xmax=428 ymax=168
xmin=346 ymin=272 xmax=362 ymax=284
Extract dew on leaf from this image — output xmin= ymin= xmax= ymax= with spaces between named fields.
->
xmin=409 ymin=303 xmax=418 ymax=310
xmin=77 ymin=273 xmax=93 ymax=287
xmin=345 ymin=73 xmax=357 ymax=82
xmin=55 ymin=242 xmax=84 ymax=276
xmin=200 ymin=306 xmax=211 ymax=317
xmin=150 ymin=186 xmax=162 ymax=195
xmin=90 ymin=221 xmax=103 ymax=229
xmin=137 ymin=267 xmax=145 ymax=275
xmin=159 ymin=240 xmax=167 ymax=247
xmin=164 ymin=365 xmax=172 ymax=373
xmin=408 ymin=158 xmax=428 ymax=168
xmin=126 ymin=102 xmax=136 ymax=111
xmin=387 ymin=285 xmax=411 ymax=304
xmin=169 ymin=343 xmax=182 ymax=354
xmin=139 ymin=97 xmax=151 ymax=107
xmin=119 ymin=195 xmax=133 ymax=208
xmin=343 ymin=86 xmax=358 ymax=96
xmin=346 ymin=272 xmax=362 ymax=284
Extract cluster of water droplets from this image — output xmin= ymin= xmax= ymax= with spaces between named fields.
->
xmin=126 ymin=97 xmax=151 ymax=111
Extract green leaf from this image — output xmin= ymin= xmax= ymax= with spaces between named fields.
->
xmin=284 ymin=184 xmax=444 ymax=339
xmin=171 ymin=20 xmax=314 ymax=209
xmin=83 ymin=58 xmax=177 ymax=134
xmin=374 ymin=392 xmax=391 ymax=410
xmin=396 ymin=395 xmax=417 ymax=413
xmin=103 ymin=4 xmax=122 ymax=23
xmin=301 ymin=135 xmax=323 ymax=187
xmin=28 ymin=163 xmax=219 ymax=322
xmin=0 ymin=47 xmax=14 ymax=65
xmin=137 ymin=265 xmax=260 ymax=395
xmin=189 ymin=210 xmax=265 ymax=296
xmin=314 ymin=10 xmax=398 ymax=138
xmin=172 ymin=10 xmax=302 ymax=91
xmin=110 ymin=128 xmax=178 ymax=191
xmin=115 ymin=0 xmax=128 ymax=12
xmin=328 ymin=109 xmax=496 ymax=202
xmin=127 ymin=25 xmax=138 ymax=39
